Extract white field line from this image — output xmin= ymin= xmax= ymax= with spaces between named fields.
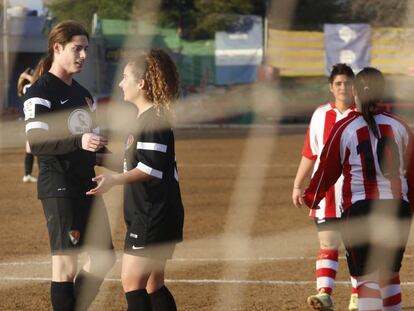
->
xmin=1 ymin=254 xmax=412 ymax=266
xmin=3 ymin=276 xmax=414 ymax=286
xmin=0 ymin=277 xmax=342 ymax=285
xmin=0 ymin=162 xmax=298 ymax=168
xmin=178 ymin=164 xmax=297 ymax=168
xmin=1 ymin=256 xmax=414 ymax=285
xmin=0 ymin=256 xmax=337 ymax=266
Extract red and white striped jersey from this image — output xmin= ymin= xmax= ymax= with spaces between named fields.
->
xmin=302 ymin=102 xmax=356 ymax=218
xmin=304 ymin=111 xmax=414 ymax=211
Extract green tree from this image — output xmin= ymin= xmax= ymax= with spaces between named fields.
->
xmin=350 ymin=0 xmax=409 ymax=27
xmin=292 ymin=0 xmax=350 ymax=29
xmin=45 ymin=0 xmax=99 ymax=29
xmin=97 ymin=0 xmax=134 ymax=20
xmin=46 ymin=0 xmax=267 ymax=38
xmin=160 ymin=0 xmax=267 ymax=39
xmin=268 ymin=0 xmax=351 ymax=30
xmin=45 ymin=0 xmax=135 ymax=30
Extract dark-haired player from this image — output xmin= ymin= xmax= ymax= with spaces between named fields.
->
xmin=292 ymin=64 xmax=358 ymax=310
xmin=24 ymin=20 xmax=115 ymax=311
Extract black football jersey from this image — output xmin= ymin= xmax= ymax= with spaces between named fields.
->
xmin=23 ymin=72 xmax=100 ymax=198
xmin=123 ymin=107 xmax=184 ymax=245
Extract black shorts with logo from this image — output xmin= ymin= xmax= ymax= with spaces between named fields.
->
xmin=124 ymin=216 xmax=177 ymax=260
xmin=124 ymin=239 xmax=176 ymax=260
xmin=41 ymin=195 xmax=113 ymax=255
xmin=341 ymin=199 xmax=411 ymax=276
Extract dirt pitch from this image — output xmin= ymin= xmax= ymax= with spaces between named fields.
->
xmin=2 ymin=127 xmax=414 ymax=310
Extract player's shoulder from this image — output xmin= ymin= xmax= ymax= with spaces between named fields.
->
xmin=23 ymin=74 xmax=54 ymax=102
xmin=25 ymin=74 xmax=47 ymax=93
xmin=72 ymin=79 xmax=92 ymax=98
xmin=314 ymin=102 xmax=333 ymax=113
xmin=379 ymin=111 xmax=413 ymax=134
xmin=309 ymin=103 xmax=333 ymax=125
xmin=330 ymin=111 xmax=360 ymax=136
xmin=140 ymin=108 xmax=172 ymax=137
xmin=311 ymin=103 xmax=334 ymax=119
xmin=380 ymin=110 xmax=406 ymax=124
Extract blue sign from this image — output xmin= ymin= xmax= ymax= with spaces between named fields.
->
xmin=324 ymin=24 xmax=371 ymax=74
xmin=215 ymin=15 xmax=263 ymax=85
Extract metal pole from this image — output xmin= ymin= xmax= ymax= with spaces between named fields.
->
xmin=2 ymin=0 xmax=8 ymax=108
xmin=263 ymin=0 xmax=269 ymax=63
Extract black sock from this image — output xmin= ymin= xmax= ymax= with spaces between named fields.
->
xmin=73 ymin=269 xmax=104 ymax=311
xmin=149 ymin=286 xmax=177 ymax=311
xmin=24 ymin=153 xmax=34 ymax=176
xmin=125 ymin=289 xmax=152 ymax=311
xmin=51 ymin=281 xmax=75 ymax=311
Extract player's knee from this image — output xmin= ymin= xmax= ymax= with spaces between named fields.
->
xmin=320 ymin=241 xmax=340 ymax=249
xmin=121 ymin=274 xmax=149 ymax=293
xmin=52 ymin=258 xmax=77 ymax=282
xmin=319 ymin=235 xmax=341 ymax=249
xmin=146 ymin=280 xmax=164 ymax=294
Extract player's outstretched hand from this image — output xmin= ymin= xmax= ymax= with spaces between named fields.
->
xmin=292 ymin=188 xmax=304 ymax=208
xmin=82 ymin=133 xmax=108 ymax=152
xmin=86 ymin=174 xmax=114 ymax=195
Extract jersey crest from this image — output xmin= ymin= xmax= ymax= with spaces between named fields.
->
xmin=125 ymin=134 xmax=135 ymax=150
xmin=85 ymin=97 xmax=96 ymax=112
xmin=23 ymin=100 xmax=35 ymax=120
xmin=67 ymin=108 xmax=92 ymax=134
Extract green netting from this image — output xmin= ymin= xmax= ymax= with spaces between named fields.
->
xmin=100 ymin=19 xmax=215 ymax=85
xmin=179 ymin=40 xmax=215 ymax=85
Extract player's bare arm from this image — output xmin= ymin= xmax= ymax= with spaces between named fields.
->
xmin=292 ymin=156 xmax=315 ymax=208
xmin=86 ymin=169 xmax=154 ymax=195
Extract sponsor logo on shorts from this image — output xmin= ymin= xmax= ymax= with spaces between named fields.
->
xmin=132 ymin=245 xmax=144 ymax=250
xmin=129 ymin=233 xmax=138 ymax=239
xmin=69 ymin=230 xmax=81 ymax=245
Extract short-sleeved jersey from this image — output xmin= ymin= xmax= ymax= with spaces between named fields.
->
xmin=304 ymin=111 xmax=414 ymax=211
xmin=302 ymin=102 xmax=356 ymax=218
xmin=23 ymin=72 xmax=100 ymax=198
xmin=123 ymin=107 xmax=184 ymax=245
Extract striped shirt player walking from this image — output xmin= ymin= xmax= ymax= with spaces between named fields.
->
xmin=292 ymin=63 xmax=358 ymax=311
xmin=304 ymin=67 xmax=414 ymax=311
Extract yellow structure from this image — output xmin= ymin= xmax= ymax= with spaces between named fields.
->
xmin=266 ymin=28 xmax=414 ymax=76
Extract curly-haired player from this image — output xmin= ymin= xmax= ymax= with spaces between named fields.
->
xmin=87 ymin=49 xmax=184 ymax=311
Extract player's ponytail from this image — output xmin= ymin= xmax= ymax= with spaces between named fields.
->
xmin=354 ymin=67 xmax=385 ymax=139
xmin=32 ymin=54 xmax=52 ymax=83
